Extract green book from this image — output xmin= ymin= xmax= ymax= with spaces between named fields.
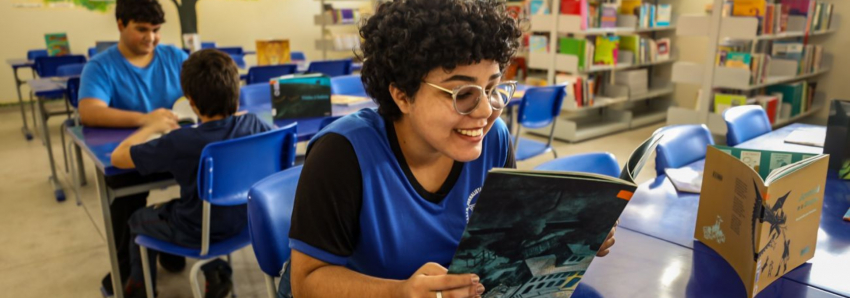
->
xmin=766 ymin=83 xmax=804 ymax=116
xmin=559 ymin=37 xmax=586 ymax=71
xmin=619 ymin=35 xmax=640 ymax=64
xmin=44 ymin=33 xmax=70 ymax=57
xmin=714 ymin=93 xmax=748 ymax=115
xmin=594 ymin=36 xmax=619 ymax=65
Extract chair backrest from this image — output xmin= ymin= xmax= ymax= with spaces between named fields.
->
xmin=533 ymin=152 xmax=621 ymax=178
xmin=197 ymin=123 xmax=298 ymax=206
xmin=27 ymin=49 xmax=48 ymax=61
xmin=229 ymin=54 xmax=247 ymax=69
xmin=723 ymin=105 xmax=772 ymax=146
xmin=517 ymin=86 xmax=565 ymax=129
xmin=240 ymin=83 xmax=272 ymax=107
xmin=654 ymin=124 xmax=714 ymax=176
xmin=88 ymin=47 xmax=97 ymax=58
xmin=247 ymin=64 xmax=298 ymax=84
xmin=66 ymin=77 xmax=81 ymax=108
xmin=247 ymin=165 xmax=303 ymax=277
xmin=290 ymin=51 xmax=306 ymax=61
xmin=217 ymin=47 xmax=244 ymax=55
xmin=330 ymin=74 xmax=367 ymax=97
xmin=201 ymin=42 xmax=217 ymax=49
xmin=33 ymin=55 xmax=87 ymax=77
xmin=307 ymin=59 xmax=352 ymax=77
xmin=56 ymin=63 xmax=86 ymax=77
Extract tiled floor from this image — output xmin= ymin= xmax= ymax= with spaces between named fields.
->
xmin=0 ymin=103 xmax=662 ymax=297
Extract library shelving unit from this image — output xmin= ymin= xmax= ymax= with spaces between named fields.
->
xmin=668 ymin=0 xmax=838 ymax=135
xmin=314 ymin=0 xmax=378 ymax=59
xmin=526 ymin=0 xmax=678 ymax=143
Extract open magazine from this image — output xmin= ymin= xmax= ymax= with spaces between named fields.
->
xmin=446 ymin=133 xmax=662 ymax=298
xmin=695 ymin=146 xmax=828 ymax=298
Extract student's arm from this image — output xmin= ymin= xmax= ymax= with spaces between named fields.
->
xmin=78 ymin=99 xmax=177 ymax=128
xmin=291 ymin=251 xmax=482 ymax=298
xmin=110 ymin=118 xmax=179 ymax=169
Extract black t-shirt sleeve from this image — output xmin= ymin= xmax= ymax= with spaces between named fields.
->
xmin=288 ymin=133 xmax=362 ymax=257
xmin=130 ymin=135 xmax=177 ymax=175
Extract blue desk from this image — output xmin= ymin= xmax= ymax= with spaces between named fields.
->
xmin=619 ymin=124 xmax=850 ymax=297
xmin=6 ymin=58 xmax=35 ymax=140
xmin=573 ymin=229 xmax=843 ymax=298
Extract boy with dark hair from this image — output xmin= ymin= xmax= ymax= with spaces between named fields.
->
xmin=79 ymin=0 xmax=190 ymax=293
xmin=110 ymin=49 xmax=272 ymax=298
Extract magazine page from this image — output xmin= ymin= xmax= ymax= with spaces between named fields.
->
xmin=620 ymin=132 xmax=664 ymax=183
xmin=447 ymin=171 xmax=636 ymax=298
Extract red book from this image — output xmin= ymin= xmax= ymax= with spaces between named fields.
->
xmin=574 ymin=77 xmax=583 ymax=107
xmin=756 ymin=95 xmax=779 ymax=124
xmin=561 ymin=0 xmax=582 ymax=15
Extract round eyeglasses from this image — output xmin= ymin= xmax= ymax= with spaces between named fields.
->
xmin=424 ymin=80 xmax=518 ymax=115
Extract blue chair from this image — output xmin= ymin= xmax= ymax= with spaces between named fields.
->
xmin=307 ymin=59 xmax=352 ymax=77
xmin=27 ymin=49 xmax=48 ymax=60
xmin=201 ymin=42 xmax=217 ymax=49
xmin=56 ymin=63 xmax=86 ymax=77
xmin=137 ymin=123 xmax=299 ymax=298
xmin=33 ymin=55 xmax=87 ymax=78
xmin=216 ymin=47 xmax=244 ymax=56
xmin=513 ymin=86 xmax=565 ymax=161
xmin=247 ymin=165 xmax=303 ymax=297
xmin=723 ymin=105 xmax=772 ymax=146
xmin=229 ymin=54 xmax=247 ymax=69
xmin=240 ymin=83 xmax=272 ymax=107
xmin=246 ymin=64 xmax=298 ymax=84
xmin=88 ymin=47 xmax=97 ymax=58
xmin=533 ymin=152 xmax=621 ymax=178
xmin=330 ymin=74 xmax=367 ymax=97
xmin=290 ymin=51 xmax=306 ymax=62
xmin=60 ymin=77 xmax=86 ymax=205
xmin=654 ymin=125 xmax=714 ymax=176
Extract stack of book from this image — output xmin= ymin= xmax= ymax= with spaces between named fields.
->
xmin=556 ymin=73 xmax=612 ymax=108
xmin=713 ymin=81 xmax=818 ymax=122
xmin=618 ymin=35 xmax=671 ymax=64
xmin=716 ymin=40 xmax=823 ymax=85
xmin=528 ymin=0 xmax=673 ymax=29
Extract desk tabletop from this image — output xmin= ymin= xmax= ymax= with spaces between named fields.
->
xmin=574 ymin=229 xmax=844 ymax=298
xmin=28 ymin=77 xmax=69 ymax=94
xmin=6 ymin=58 xmax=33 ymax=67
xmin=620 ymin=124 xmax=850 ymax=296
xmin=736 ymin=123 xmax=824 ymax=154
xmin=68 ymin=102 xmax=375 ymax=176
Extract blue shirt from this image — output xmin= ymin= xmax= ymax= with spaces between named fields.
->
xmin=130 ymin=113 xmax=273 ymax=237
xmin=289 ymin=109 xmax=512 ymax=279
xmin=79 ymin=44 xmax=188 ymax=112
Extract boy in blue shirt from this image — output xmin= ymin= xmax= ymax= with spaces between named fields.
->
xmin=78 ymin=0 xmax=190 ymax=293
xmin=110 ymin=49 xmax=272 ymax=298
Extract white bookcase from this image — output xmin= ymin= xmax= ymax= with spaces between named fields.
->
xmin=526 ymin=0 xmax=678 ymax=142
xmin=314 ymin=0 xmax=378 ymax=59
xmin=667 ymin=0 xmax=838 ymax=135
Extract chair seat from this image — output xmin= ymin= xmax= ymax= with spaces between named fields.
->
xmin=35 ymin=90 xmax=65 ymax=99
xmin=135 ymin=226 xmax=251 ymax=259
xmin=515 ymin=137 xmax=552 ymax=161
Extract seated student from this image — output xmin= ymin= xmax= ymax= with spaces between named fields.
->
xmin=77 ymin=0 xmax=189 ymax=292
xmin=110 ymin=49 xmax=273 ymax=298
xmin=285 ymin=1 xmax=616 ymax=298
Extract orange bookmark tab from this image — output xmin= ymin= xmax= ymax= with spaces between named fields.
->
xmin=617 ymin=190 xmax=634 ymax=201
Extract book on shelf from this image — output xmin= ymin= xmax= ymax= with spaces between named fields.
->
xmin=731 ymin=0 xmax=766 ymax=18
xmin=44 ymin=33 xmax=70 ymax=57
xmin=696 ymin=145 xmax=828 ymax=298
xmin=600 ymin=3 xmax=618 ymax=28
xmin=765 ymin=81 xmax=816 ymax=118
xmin=620 ymin=0 xmax=641 ymax=15
xmin=656 ymin=4 xmax=672 ymax=27
xmin=714 ymin=93 xmax=748 ymax=114
xmin=182 ymin=34 xmax=201 ymax=54
xmin=725 ymin=52 xmax=753 ymax=69
xmin=529 ymin=0 xmax=549 ymax=15
xmin=593 ymin=36 xmax=619 ymax=66
xmin=754 ymin=95 xmax=780 ymax=124
xmin=656 ymin=38 xmax=670 ymax=61
xmin=447 ymin=133 xmax=663 ymax=298
xmin=559 ymin=37 xmax=587 ymax=71
xmin=561 ymin=0 xmax=582 ymax=15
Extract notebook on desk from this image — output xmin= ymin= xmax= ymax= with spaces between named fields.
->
xmin=784 ymin=128 xmax=826 ymax=147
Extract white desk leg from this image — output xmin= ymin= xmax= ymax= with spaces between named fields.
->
xmin=96 ymin=168 xmax=124 ymax=298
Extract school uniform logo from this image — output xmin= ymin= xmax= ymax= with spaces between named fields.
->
xmin=465 ymin=186 xmax=482 ymax=223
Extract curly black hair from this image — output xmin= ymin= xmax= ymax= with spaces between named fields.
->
xmin=115 ymin=0 xmax=165 ymax=26
xmin=359 ymin=0 xmax=522 ymax=121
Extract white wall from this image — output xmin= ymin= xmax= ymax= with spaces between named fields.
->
xmin=0 ymin=0 xmax=357 ymax=104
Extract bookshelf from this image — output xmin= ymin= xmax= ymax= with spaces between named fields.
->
xmin=314 ymin=0 xmax=377 ymax=59
xmin=668 ymin=0 xmax=839 ymax=135
xmin=525 ymin=0 xmax=678 ymax=142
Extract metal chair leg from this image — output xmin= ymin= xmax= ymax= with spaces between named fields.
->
xmin=140 ymin=246 xmax=155 ymax=298
xmin=226 ymin=254 xmax=237 ymax=298
xmin=191 ymin=258 xmax=217 ymax=298
xmin=264 ymin=275 xmax=277 ymax=298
